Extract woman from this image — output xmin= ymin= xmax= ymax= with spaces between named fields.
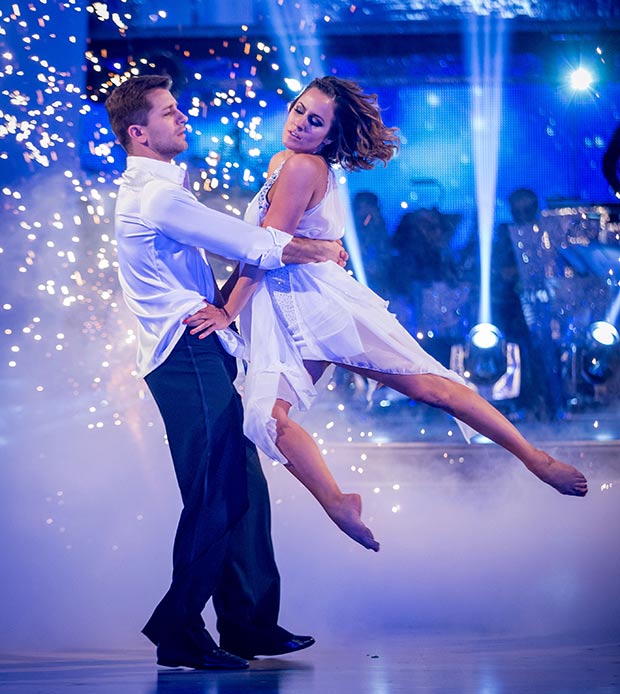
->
xmin=185 ymin=77 xmax=588 ymax=551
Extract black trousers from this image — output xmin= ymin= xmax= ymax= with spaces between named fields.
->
xmin=142 ymin=330 xmax=281 ymax=647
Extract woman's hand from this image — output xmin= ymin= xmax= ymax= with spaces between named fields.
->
xmin=184 ymin=301 xmax=232 ymax=339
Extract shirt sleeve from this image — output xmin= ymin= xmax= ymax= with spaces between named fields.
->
xmin=142 ymin=178 xmax=291 ymax=269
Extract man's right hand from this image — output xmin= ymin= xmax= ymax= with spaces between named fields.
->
xmin=282 ymin=237 xmax=348 ymax=267
xmin=330 ymin=239 xmax=349 ymax=267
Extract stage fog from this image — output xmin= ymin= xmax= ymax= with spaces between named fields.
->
xmin=1 ymin=383 xmax=619 ymax=650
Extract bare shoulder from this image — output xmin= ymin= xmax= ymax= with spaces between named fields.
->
xmin=279 ymin=154 xmax=329 ymax=195
xmin=281 ymin=153 xmax=327 ymax=177
xmin=268 ymin=153 xmax=329 ymax=210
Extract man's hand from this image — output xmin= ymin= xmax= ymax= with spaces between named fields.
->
xmin=183 ymin=301 xmax=232 ymax=338
xmin=333 ymin=239 xmax=349 ymax=267
xmin=282 ymin=237 xmax=348 ymax=267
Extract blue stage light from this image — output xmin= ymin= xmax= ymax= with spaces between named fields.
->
xmin=469 ymin=323 xmax=502 ymax=350
xmin=589 ymin=321 xmax=619 ymax=347
xmin=581 ymin=322 xmax=619 ymax=385
xmin=460 ymin=323 xmax=512 ymax=389
xmin=582 ymin=345 xmax=616 ymax=384
xmin=569 ymin=66 xmax=593 ymax=91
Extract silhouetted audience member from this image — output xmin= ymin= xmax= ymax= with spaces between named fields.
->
xmin=602 ymin=125 xmax=620 ymax=197
xmin=391 ymin=208 xmax=460 ymax=289
xmin=351 ymin=191 xmax=392 ymax=296
xmin=389 ymin=207 xmax=468 ymax=366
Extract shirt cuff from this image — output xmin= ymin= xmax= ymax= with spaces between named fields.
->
xmin=257 ymin=226 xmax=293 ymax=270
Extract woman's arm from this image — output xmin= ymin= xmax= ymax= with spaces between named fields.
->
xmin=219 ymin=263 xmax=240 ymax=302
xmin=184 ymin=154 xmax=331 ymax=338
xmin=225 ymin=154 xmax=328 ymax=316
xmin=262 ymin=154 xmax=327 ymax=233
xmin=224 ymin=264 xmax=265 ymax=321
xmin=184 ymin=264 xmax=265 ymax=338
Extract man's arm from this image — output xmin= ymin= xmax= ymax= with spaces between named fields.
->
xmin=142 ymin=180 xmax=290 ymax=270
xmin=142 ymin=180 xmax=347 ymax=269
xmin=283 ymin=237 xmax=348 ymax=266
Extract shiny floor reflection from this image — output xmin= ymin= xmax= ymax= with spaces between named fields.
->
xmin=1 ymin=634 xmax=619 ymax=694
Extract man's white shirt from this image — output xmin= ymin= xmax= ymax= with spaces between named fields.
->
xmin=114 ymin=156 xmax=291 ymax=377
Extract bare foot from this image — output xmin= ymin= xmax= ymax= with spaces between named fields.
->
xmin=527 ymin=451 xmax=588 ymax=496
xmin=325 ymin=493 xmax=380 ymax=551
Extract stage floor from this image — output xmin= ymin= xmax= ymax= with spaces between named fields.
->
xmin=1 ymin=634 xmax=618 ymax=693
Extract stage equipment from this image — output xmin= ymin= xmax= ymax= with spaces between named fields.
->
xmin=580 ymin=321 xmax=620 ymax=385
xmin=469 ymin=322 xmax=501 ymax=350
xmin=450 ymin=323 xmax=521 ymax=401
xmin=569 ymin=66 xmax=594 ymax=91
xmin=589 ymin=321 xmax=620 ymax=347
xmin=542 ymin=204 xmax=620 ymax=245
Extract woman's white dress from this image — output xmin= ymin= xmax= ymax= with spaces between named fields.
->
xmin=241 ymin=162 xmax=475 ymax=463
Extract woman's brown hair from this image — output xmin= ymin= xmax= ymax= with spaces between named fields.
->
xmin=291 ymin=76 xmax=399 ymax=172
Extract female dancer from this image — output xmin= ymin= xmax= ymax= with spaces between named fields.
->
xmin=185 ymin=77 xmax=588 ymax=551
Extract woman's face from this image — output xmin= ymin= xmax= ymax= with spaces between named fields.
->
xmin=282 ymin=87 xmax=335 ymax=154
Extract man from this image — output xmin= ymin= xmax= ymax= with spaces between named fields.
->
xmin=105 ymin=74 xmax=347 ymax=670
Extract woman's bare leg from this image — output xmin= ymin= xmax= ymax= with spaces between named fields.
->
xmin=342 ymin=366 xmax=587 ymax=497
xmin=271 ymin=397 xmax=380 ymax=551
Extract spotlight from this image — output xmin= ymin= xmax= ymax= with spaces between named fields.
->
xmin=450 ymin=324 xmax=521 ymax=401
xmin=569 ymin=66 xmax=593 ymax=91
xmin=469 ymin=322 xmax=502 ymax=350
xmin=581 ymin=321 xmax=619 ymax=385
xmin=588 ymin=321 xmax=619 ymax=347
xmin=582 ymin=345 xmax=616 ymax=384
xmin=465 ymin=324 xmax=506 ymax=385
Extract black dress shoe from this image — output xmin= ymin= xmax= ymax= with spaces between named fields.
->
xmin=220 ymin=628 xmax=315 ymax=659
xmin=156 ymin=644 xmax=249 ymax=670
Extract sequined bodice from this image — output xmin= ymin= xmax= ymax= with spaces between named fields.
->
xmin=254 ymin=162 xmax=283 ymax=221
xmin=245 ymin=160 xmax=345 ymax=241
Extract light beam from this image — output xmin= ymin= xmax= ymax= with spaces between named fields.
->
xmin=468 ymin=14 xmax=505 ymax=326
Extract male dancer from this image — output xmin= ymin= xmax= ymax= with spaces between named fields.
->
xmin=105 ymin=75 xmax=347 ymax=670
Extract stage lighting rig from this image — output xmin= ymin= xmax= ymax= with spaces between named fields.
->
xmin=581 ymin=321 xmax=620 ymax=385
xmin=450 ymin=323 xmax=521 ymax=401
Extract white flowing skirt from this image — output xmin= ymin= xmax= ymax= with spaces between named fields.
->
xmin=239 ymin=260 xmax=477 ymax=464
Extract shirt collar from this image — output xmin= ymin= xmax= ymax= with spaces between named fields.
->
xmin=125 ymin=155 xmax=188 ymax=187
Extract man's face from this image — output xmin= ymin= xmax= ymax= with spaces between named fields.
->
xmin=137 ymin=88 xmax=188 ymax=161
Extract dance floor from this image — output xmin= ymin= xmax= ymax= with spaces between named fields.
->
xmin=0 ymin=633 xmax=618 ymax=693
